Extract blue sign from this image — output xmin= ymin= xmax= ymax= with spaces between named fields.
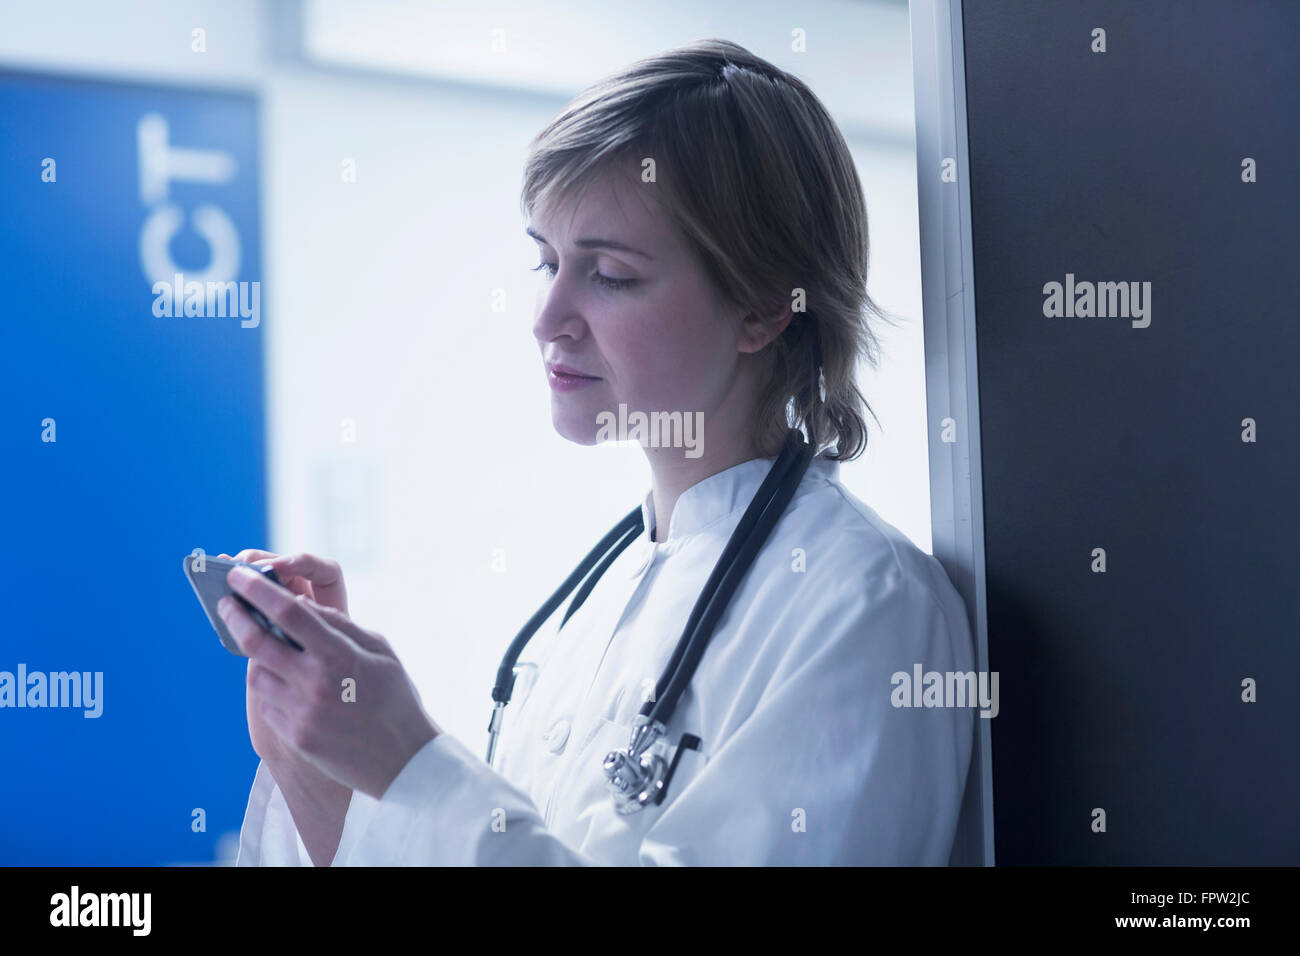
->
xmin=0 ymin=70 xmax=266 ymax=865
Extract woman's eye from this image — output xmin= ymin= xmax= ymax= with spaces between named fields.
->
xmin=593 ymin=273 xmax=636 ymax=291
xmin=530 ymin=261 xmax=636 ymax=291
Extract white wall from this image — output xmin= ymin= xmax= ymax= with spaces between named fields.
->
xmin=0 ymin=0 xmax=931 ymax=751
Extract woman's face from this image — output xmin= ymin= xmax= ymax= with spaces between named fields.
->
xmin=529 ymin=170 xmax=760 ymax=452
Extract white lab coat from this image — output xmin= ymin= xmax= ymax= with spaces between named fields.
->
xmin=237 ymin=454 xmax=975 ymax=865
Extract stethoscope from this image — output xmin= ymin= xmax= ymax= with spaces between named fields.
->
xmin=486 ymin=427 xmax=816 ymax=814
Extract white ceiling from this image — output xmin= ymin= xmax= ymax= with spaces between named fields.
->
xmin=303 ymin=0 xmax=916 ymax=145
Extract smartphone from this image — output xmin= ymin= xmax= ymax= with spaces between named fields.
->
xmin=182 ymin=555 xmax=305 ymax=655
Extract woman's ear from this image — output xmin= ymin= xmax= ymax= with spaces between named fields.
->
xmin=736 ymin=303 xmax=794 ymax=354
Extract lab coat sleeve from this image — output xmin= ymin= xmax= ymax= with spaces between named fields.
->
xmin=635 ymin=565 xmax=977 ymax=865
xmin=236 ymin=759 xmax=382 ymax=866
xmin=337 ymin=731 xmax=598 ymax=865
xmin=235 ymin=759 xmax=313 ymax=866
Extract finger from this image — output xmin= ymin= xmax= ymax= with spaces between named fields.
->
xmin=277 ymin=576 xmax=316 ymax=600
xmin=262 ymin=553 xmax=348 ymax=613
xmin=226 ymin=551 xmax=315 ymax=600
xmin=232 ymin=548 xmax=279 ymax=565
xmin=248 ymin=656 xmax=290 ymax=692
xmin=258 ymin=698 xmax=294 ymax=743
xmin=248 ymin=658 xmax=305 ymax=708
xmin=219 ymin=595 xmax=304 ymax=679
xmin=303 ymin=599 xmax=391 ymax=654
xmin=227 ymin=566 xmax=349 ymax=660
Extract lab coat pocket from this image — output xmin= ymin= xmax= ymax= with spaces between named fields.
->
xmin=559 ymin=718 xmax=717 ymax=858
xmin=580 ymin=717 xmax=712 ymax=811
xmin=660 ymin=734 xmax=710 ymax=804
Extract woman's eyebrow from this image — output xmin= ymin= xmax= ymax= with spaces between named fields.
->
xmin=526 ymin=226 xmax=654 ymax=260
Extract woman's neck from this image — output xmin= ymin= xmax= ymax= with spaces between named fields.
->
xmin=642 ymin=427 xmax=761 ymax=543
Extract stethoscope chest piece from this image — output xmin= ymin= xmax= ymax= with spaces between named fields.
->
xmin=602 ymin=716 xmax=671 ymax=814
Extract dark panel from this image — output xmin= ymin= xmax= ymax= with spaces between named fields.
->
xmin=962 ymin=0 xmax=1299 ymax=864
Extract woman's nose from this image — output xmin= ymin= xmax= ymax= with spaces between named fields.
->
xmin=532 ymin=277 xmax=586 ymax=344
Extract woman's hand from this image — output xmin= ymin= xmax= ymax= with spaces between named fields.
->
xmin=218 ymin=550 xmax=350 ymax=764
xmin=219 ymin=550 xmax=349 ymax=614
xmin=217 ymin=566 xmax=440 ymax=800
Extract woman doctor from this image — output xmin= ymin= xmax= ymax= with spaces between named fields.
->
xmin=222 ymin=39 xmax=975 ymax=866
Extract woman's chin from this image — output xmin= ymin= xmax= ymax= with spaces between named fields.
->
xmin=550 ymin=406 xmax=600 ymax=446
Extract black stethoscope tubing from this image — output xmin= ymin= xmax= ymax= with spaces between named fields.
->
xmin=488 ymin=428 xmax=815 ymax=767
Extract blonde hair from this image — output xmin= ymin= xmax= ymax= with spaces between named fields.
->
xmin=521 ymin=38 xmax=897 ymax=460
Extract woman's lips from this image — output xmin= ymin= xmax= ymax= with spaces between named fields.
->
xmin=547 ymin=363 xmax=601 ymax=392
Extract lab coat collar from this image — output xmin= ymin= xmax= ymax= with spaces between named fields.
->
xmin=639 ymin=454 xmax=839 ymax=544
